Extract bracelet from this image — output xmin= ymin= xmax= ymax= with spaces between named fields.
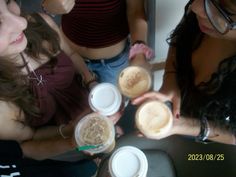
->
xmin=82 ymin=71 xmax=97 ymax=89
xmin=195 ymin=117 xmax=210 ymax=143
xmin=58 ymin=124 xmax=69 ymax=139
xmin=129 ymin=43 xmax=155 ymax=61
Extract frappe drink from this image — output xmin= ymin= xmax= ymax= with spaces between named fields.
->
xmin=89 ymin=83 xmax=122 ymax=116
xmin=108 ymin=146 xmax=148 ymax=177
xmin=135 ymin=100 xmax=173 ymax=139
xmin=75 ymin=113 xmax=115 ymax=154
xmin=118 ymin=66 xmax=151 ymax=98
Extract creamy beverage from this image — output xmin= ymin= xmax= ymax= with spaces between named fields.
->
xmin=135 ymin=100 xmax=173 ymax=139
xmin=75 ymin=113 xmax=115 ymax=154
xmin=118 ymin=66 xmax=151 ymax=98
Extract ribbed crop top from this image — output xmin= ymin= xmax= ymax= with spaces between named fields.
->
xmin=61 ymin=0 xmax=129 ymax=48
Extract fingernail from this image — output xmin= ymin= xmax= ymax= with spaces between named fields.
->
xmin=175 ymin=113 xmax=180 ymax=119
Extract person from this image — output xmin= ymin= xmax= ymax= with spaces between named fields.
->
xmin=0 ymin=140 xmax=97 ymax=177
xmin=133 ymin=0 xmax=236 ymax=145
xmin=41 ymin=0 xmax=154 ymax=85
xmin=0 ymin=0 xmax=102 ymax=160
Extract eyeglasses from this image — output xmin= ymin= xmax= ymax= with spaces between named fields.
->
xmin=204 ymin=0 xmax=236 ymax=34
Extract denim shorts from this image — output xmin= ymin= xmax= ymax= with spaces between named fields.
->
xmin=84 ymin=40 xmax=130 ymax=86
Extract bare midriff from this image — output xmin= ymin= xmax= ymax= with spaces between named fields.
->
xmin=62 ymin=30 xmax=127 ymax=60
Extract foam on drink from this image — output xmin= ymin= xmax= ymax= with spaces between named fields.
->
xmin=135 ymin=100 xmax=173 ymax=138
xmin=118 ymin=66 xmax=151 ymax=98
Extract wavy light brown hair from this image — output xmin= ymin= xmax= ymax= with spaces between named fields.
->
xmin=0 ymin=13 xmax=60 ymax=124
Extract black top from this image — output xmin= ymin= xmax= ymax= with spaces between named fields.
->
xmin=0 ymin=141 xmax=97 ymax=177
xmin=170 ymin=8 xmax=236 ymax=134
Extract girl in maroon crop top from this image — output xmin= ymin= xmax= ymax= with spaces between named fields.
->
xmin=42 ymin=0 xmax=153 ymax=85
xmin=0 ymin=1 xmax=96 ymax=160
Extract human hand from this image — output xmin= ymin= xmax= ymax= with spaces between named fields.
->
xmin=132 ymin=91 xmax=178 ymax=140
xmin=159 ymin=81 xmax=181 ymax=119
xmin=42 ymin=0 xmax=75 ymax=15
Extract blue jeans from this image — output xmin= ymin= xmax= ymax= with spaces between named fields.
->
xmin=85 ymin=41 xmax=130 ymax=86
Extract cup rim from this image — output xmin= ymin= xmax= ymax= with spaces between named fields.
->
xmin=89 ymin=83 xmax=122 ymax=116
xmin=74 ymin=112 xmax=115 ymax=153
xmin=108 ymin=146 xmax=148 ymax=177
xmin=135 ymin=100 xmax=173 ymax=139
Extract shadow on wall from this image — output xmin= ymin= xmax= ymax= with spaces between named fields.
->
xmin=155 ymin=0 xmax=188 ymax=60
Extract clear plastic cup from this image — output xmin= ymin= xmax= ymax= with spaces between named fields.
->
xmin=109 ymin=146 xmax=148 ymax=177
xmin=118 ymin=66 xmax=151 ymax=98
xmin=74 ymin=112 xmax=115 ymax=154
xmin=89 ymin=83 xmax=122 ymax=116
xmin=135 ymin=100 xmax=173 ymax=139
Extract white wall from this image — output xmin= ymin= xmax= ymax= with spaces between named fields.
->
xmin=154 ymin=0 xmax=188 ymax=62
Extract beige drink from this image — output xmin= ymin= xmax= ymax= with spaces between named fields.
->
xmin=118 ymin=66 xmax=151 ymax=98
xmin=135 ymin=100 xmax=173 ymax=139
xmin=75 ymin=113 xmax=115 ymax=154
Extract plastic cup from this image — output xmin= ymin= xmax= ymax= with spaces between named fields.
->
xmin=108 ymin=146 xmax=148 ymax=177
xmin=118 ymin=66 xmax=151 ymax=98
xmin=89 ymin=83 xmax=122 ymax=116
xmin=135 ymin=100 xmax=173 ymax=139
xmin=74 ymin=112 xmax=115 ymax=154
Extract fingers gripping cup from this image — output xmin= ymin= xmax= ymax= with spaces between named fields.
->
xmin=118 ymin=66 xmax=152 ymax=98
xmin=135 ymin=100 xmax=173 ymax=139
xmin=75 ymin=113 xmax=115 ymax=154
xmin=109 ymin=146 xmax=148 ymax=177
xmin=89 ymin=83 xmax=122 ymax=116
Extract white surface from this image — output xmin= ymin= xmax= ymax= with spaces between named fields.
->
xmin=109 ymin=146 xmax=148 ymax=177
xmin=153 ymin=69 xmax=164 ymax=91
xmin=89 ymin=83 xmax=122 ymax=116
xmin=154 ymin=0 xmax=188 ymax=61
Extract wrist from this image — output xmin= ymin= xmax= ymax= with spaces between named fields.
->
xmin=173 ymin=117 xmax=201 ymax=137
xmin=82 ymin=71 xmax=97 ymax=89
xmin=129 ymin=43 xmax=154 ymax=61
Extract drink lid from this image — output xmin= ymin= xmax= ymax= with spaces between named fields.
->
xmin=74 ymin=113 xmax=115 ymax=154
xmin=109 ymin=146 xmax=148 ymax=177
xmin=89 ymin=83 xmax=122 ymax=116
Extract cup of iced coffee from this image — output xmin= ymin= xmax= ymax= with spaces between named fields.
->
xmin=108 ymin=146 xmax=148 ymax=177
xmin=118 ymin=66 xmax=151 ymax=98
xmin=135 ymin=100 xmax=173 ymax=139
xmin=74 ymin=112 xmax=115 ymax=154
xmin=89 ymin=83 xmax=122 ymax=116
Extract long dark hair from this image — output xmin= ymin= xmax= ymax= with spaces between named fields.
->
xmin=0 ymin=13 xmax=60 ymax=124
xmin=167 ymin=1 xmax=236 ymax=132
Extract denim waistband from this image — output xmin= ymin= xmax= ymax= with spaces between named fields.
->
xmin=84 ymin=40 xmax=130 ymax=64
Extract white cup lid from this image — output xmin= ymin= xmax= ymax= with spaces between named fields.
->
xmin=109 ymin=146 xmax=148 ymax=177
xmin=89 ymin=83 xmax=122 ymax=116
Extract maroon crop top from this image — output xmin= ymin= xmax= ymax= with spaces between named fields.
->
xmin=61 ymin=0 xmax=129 ymax=48
xmin=26 ymin=52 xmax=89 ymax=127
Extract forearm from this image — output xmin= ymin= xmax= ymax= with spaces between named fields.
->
xmin=160 ymin=47 xmax=178 ymax=93
xmin=69 ymin=52 xmax=93 ymax=81
xmin=173 ymin=117 xmax=236 ymax=145
xmin=127 ymin=0 xmax=147 ymax=44
xmin=20 ymin=136 xmax=76 ymax=160
xmin=32 ymin=124 xmax=73 ymax=140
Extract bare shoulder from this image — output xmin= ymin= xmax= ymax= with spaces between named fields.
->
xmin=0 ymin=101 xmax=34 ymax=141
